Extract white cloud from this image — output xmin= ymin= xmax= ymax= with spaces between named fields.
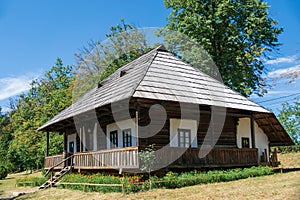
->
xmin=265 ymin=55 xmax=298 ymax=65
xmin=0 ymin=74 xmax=37 ymax=101
xmin=268 ymin=65 xmax=300 ymax=78
xmin=266 ymin=90 xmax=293 ymax=95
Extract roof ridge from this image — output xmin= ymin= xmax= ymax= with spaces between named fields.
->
xmin=130 ymin=50 xmax=159 ymax=97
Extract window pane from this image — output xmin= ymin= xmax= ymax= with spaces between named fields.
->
xmin=178 ymin=129 xmax=191 ymax=147
xmin=123 ymin=129 xmax=132 ymax=147
xmin=110 ymin=131 xmax=118 ymax=148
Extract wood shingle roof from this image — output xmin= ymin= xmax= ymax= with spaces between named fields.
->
xmin=38 ymin=45 xmax=293 ymax=145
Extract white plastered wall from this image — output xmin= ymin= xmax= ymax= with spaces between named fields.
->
xmin=170 ymin=118 xmax=198 ymax=147
xmin=106 ymin=118 xmax=136 ymax=149
xmin=255 ymin=122 xmax=270 ymax=161
xmin=237 ymin=118 xmax=269 ymax=161
xmin=236 ymin=118 xmax=252 ymax=148
xmin=67 ymin=133 xmax=77 ymax=153
xmin=79 ymin=122 xmax=101 ymax=152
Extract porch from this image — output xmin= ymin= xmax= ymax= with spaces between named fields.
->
xmin=45 ymin=147 xmax=261 ymax=170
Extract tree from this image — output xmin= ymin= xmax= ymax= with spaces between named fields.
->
xmin=8 ymin=59 xmax=74 ymax=172
xmin=278 ymin=101 xmax=300 ymax=144
xmin=139 ymin=144 xmax=156 ymax=190
xmin=0 ymin=107 xmax=12 ymax=169
xmin=163 ymin=0 xmax=283 ymax=97
xmin=73 ymin=19 xmax=153 ymax=99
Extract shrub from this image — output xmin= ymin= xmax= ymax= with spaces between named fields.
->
xmin=0 ymin=165 xmax=8 ymax=180
xmin=273 ymin=144 xmax=300 ymax=153
xmin=16 ymin=176 xmax=47 ymax=187
xmin=49 ymin=166 xmax=274 ymax=193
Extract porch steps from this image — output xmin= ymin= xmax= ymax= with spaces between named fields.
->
xmin=39 ymin=166 xmax=71 ymax=190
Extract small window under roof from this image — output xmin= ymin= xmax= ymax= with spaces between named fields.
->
xmin=120 ymin=70 xmax=126 ymax=77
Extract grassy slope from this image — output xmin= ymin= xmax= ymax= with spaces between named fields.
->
xmin=278 ymin=152 xmax=300 ymax=168
xmin=19 ymin=171 xmax=300 ymax=200
xmin=0 ymin=171 xmax=41 ymax=198
xmin=2 ymin=152 xmax=299 ymax=199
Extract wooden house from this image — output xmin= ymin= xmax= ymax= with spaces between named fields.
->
xmin=38 ymin=45 xmax=293 ymax=173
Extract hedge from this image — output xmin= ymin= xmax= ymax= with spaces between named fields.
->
xmin=272 ymin=144 xmax=300 ymax=153
xmin=16 ymin=176 xmax=47 ymax=187
xmin=0 ymin=165 xmax=8 ymax=180
xmin=57 ymin=166 xmax=273 ymax=193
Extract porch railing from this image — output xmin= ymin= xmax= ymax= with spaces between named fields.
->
xmin=45 ymin=147 xmax=258 ymax=170
xmin=73 ymin=146 xmax=139 ymax=169
xmin=45 ymin=154 xmax=64 ymax=169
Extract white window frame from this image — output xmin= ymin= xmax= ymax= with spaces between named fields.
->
xmin=170 ymin=118 xmax=198 ymax=148
xmin=106 ymin=118 xmax=136 ymax=149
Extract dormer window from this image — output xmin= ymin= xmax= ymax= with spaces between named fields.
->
xmin=98 ymin=83 xmax=103 ymax=88
xmin=120 ymin=70 xmax=126 ymax=77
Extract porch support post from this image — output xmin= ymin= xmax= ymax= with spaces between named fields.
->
xmin=250 ymin=114 xmax=256 ymax=148
xmin=62 ymin=130 xmax=68 ymax=167
xmin=46 ymin=132 xmax=49 ymax=157
xmin=80 ymin=127 xmax=82 ymax=152
xmin=135 ymin=103 xmax=139 ymax=147
xmin=210 ymin=109 xmax=215 ymax=147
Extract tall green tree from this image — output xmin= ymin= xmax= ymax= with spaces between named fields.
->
xmin=0 ymin=107 xmax=12 ymax=168
xmin=163 ymin=0 xmax=283 ymax=97
xmin=8 ymin=59 xmax=74 ymax=171
xmin=278 ymin=101 xmax=300 ymax=144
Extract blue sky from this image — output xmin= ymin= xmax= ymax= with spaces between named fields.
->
xmin=0 ymin=0 xmax=299 ymax=113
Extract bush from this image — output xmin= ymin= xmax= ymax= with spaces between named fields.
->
xmin=48 ymin=166 xmax=274 ymax=193
xmin=16 ymin=176 xmax=47 ymax=187
xmin=0 ymin=165 xmax=8 ymax=180
xmin=273 ymin=145 xmax=300 ymax=153
xmin=59 ymin=173 xmax=124 ymax=193
xmin=154 ymin=166 xmax=273 ymax=190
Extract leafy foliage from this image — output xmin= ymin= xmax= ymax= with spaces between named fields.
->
xmin=139 ymin=144 xmax=156 ymax=189
xmin=272 ymin=144 xmax=300 ymax=153
xmin=59 ymin=173 xmax=142 ymax=193
xmin=47 ymin=166 xmax=273 ymax=193
xmin=7 ymin=59 xmax=74 ymax=172
xmin=163 ymin=0 xmax=283 ymax=97
xmin=16 ymin=176 xmax=47 ymax=187
xmin=0 ymin=165 xmax=8 ymax=180
xmin=0 ymin=107 xmax=12 ymax=170
xmin=73 ymin=19 xmax=153 ymax=99
xmin=278 ymin=101 xmax=300 ymax=144
xmin=139 ymin=144 xmax=156 ymax=173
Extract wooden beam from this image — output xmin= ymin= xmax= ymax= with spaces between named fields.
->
xmin=63 ymin=131 xmax=68 ymax=159
xmin=80 ymin=127 xmax=82 ymax=152
xmin=135 ymin=103 xmax=140 ymax=147
xmin=250 ymin=114 xmax=256 ymax=148
xmin=46 ymin=132 xmax=49 ymax=157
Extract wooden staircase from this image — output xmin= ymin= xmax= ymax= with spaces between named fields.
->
xmin=40 ymin=155 xmax=74 ymax=190
xmin=39 ymin=166 xmax=71 ymax=190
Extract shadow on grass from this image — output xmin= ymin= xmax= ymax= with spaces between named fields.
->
xmin=282 ymin=167 xmax=300 ymax=173
xmin=2 ymin=177 xmax=13 ymax=180
xmin=274 ymin=167 xmax=300 ymax=173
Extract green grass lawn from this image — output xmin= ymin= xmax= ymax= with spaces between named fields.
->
xmin=0 ymin=171 xmax=41 ymax=198
xmin=19 ymin=171 xmax=300 ymax=200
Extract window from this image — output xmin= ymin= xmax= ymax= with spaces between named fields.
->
xmin=178 ymin=129 xmax=191 ymax=147
xmin=123 ymin=129 xmax=132 ymax=147
xmin=69 ymin=141 xmax=74 ymax=153
xmin=110 ymin=130 xmax=118 ymax=148
xmin=242 ymin=137 xmax=250 ymax=148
